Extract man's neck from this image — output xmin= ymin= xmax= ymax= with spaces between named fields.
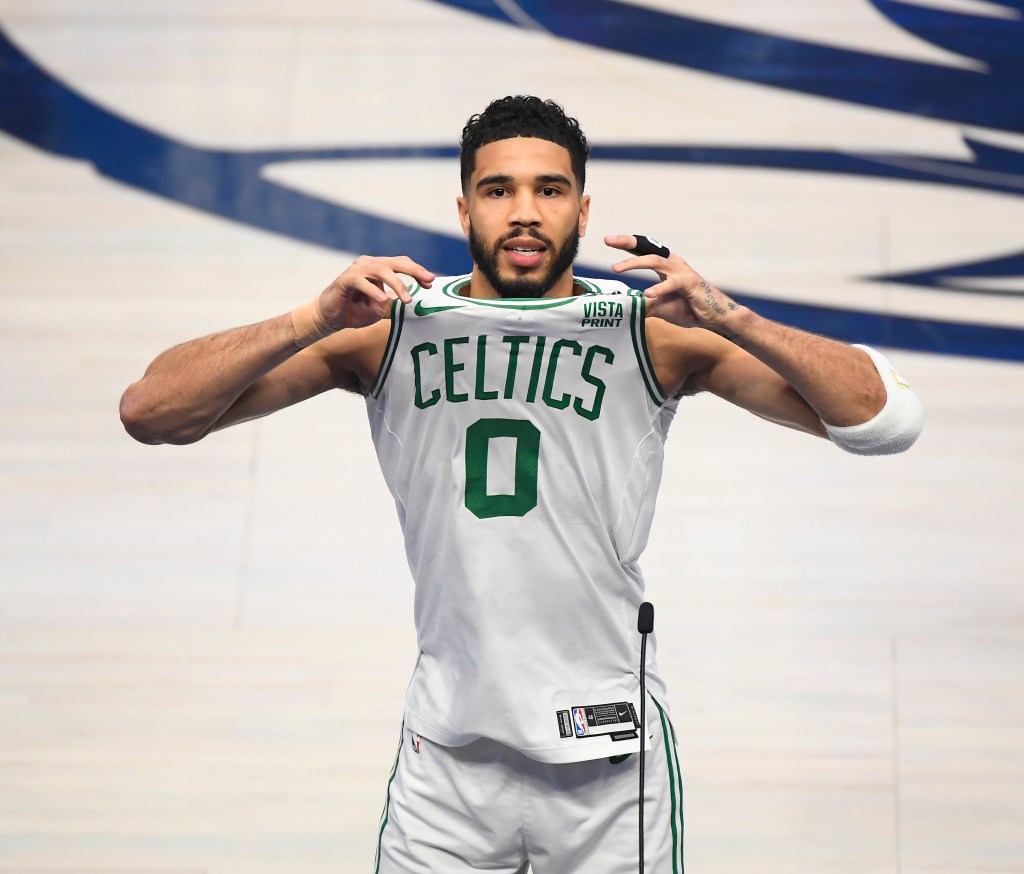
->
xmin=463 ymin=266 xmax=578 ymax=300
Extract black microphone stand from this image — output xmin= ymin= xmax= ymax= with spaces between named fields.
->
xmin=637 ymin=601 xmax=654 ymax=874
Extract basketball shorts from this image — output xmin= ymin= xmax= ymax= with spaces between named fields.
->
xmin=374 ymin=698 xmax=685 ymax=874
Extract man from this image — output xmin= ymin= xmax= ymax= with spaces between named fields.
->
xmin=121 ymin=95 xmax=922 ymax=873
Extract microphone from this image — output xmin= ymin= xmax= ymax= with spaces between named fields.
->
xmin=638 ymin=602 xmax=654 ymax=635
xmin=637 ymin=601 xmax=654 ymax=874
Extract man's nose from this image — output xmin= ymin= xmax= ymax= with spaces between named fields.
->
xmin=508 ymin=192 xmax=542 ymax=226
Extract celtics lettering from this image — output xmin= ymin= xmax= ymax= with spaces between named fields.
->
xmin=411 ymin=334 xmax=614 ymax=421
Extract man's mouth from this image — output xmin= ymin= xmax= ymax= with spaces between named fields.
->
xmin=503 ymin=238 xmax=548 ymax=269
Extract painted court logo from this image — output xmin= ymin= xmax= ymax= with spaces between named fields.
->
xmin=2 ymin=4 xmax=1021 ymax=361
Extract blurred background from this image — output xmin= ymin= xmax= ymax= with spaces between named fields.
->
xmin=1 ymin=1 xmax=1022 ymax=872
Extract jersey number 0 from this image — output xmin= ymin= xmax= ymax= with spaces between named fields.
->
xmin=464 ymin=418 xmax=540 ymax=519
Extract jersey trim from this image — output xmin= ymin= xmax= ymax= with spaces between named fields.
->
xmin=368 ymin=299 xmax=405 ymax=398
xmin=438 ymin=275 xmax=597 ymax=310
xmin=574 ymin=277 xmax=604 ymax=295
xmin=373 ymin=722 xmax=405 ymax=874
xmin=630 ymin=295 xmax=669 ymax=405
xmin=654 ymin=698 xmax=685 ymax=874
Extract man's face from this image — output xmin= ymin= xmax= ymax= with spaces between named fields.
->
xmin=458 ymin=137 xmax=590 ymax=298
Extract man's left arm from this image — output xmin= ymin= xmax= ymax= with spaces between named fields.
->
xmin=607 ymin=235 xmax=923 ymax=455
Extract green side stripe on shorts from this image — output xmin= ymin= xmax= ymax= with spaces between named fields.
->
xmin=653 ymin=699 xmax=685 ymax=874
xmin=373 ymin=722 xmax=405 ymax=874
xmin=668 ymin=716 xmax=685 ymax=873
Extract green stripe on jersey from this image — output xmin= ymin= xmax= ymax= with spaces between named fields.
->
xmin=438 ymin=276 xmax=580 ymax=309
xmin=369 ymin=300 xmax=405 ymax=398
xmin=574 ymin=278 xmax=603 ymax=295
xmin=629 ymin=296 xmax=669 ymax=405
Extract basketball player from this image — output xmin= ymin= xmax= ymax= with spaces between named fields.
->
xmin=120 ymin=96 xmax=923 ymax=873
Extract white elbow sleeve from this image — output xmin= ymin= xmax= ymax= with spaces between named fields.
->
xmin=824 ymin=345 xmax=923 ymax=455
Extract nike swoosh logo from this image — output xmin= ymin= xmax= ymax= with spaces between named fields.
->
xmin=414 ymin=301 xmax=465 ymax=316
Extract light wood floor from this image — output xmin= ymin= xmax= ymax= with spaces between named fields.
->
xmin=1 ymin=1 xmax=1022 ymax=872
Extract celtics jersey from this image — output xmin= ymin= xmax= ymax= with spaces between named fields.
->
xmin=364 ymin=275 xmax=680 ymax=763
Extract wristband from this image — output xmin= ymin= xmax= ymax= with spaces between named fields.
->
xmin=290 ymin=297 xmax=335 ymax=348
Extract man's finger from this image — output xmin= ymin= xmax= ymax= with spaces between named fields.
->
xmin=642 ymin=279 xmax=677 ymax=299
xmin=610 ymin=254 xmax=667 ymax=274
xmin=395 ymin=282 xmax=414 ymax=304
xmin=351 ymin=275 xmax=390 ymax=304
xmin=631 ymin=235 xmax=671 ymax=258
xmin=605 ymin=234 xmax=671 ymax=258
xmin=378 ymin=268 xmax=414 ymax=303
xmin=386 ymin=256 xmax=435 ymax=290
xmin=604 ymin=234 xmax=639 ymax=252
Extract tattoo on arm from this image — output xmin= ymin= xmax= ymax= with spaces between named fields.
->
xmin=701 ymin=281 xmax=728 ymax=317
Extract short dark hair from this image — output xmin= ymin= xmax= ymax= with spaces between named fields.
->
xmin=459 ymin=95 xmax=590 ymax=193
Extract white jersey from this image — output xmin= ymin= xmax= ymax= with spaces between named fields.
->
xmin=365 ymin=275 xmax=680 ymax=763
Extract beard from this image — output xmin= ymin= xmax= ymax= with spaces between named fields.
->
xmin=468 ymin=223 xmax=581 ymax=299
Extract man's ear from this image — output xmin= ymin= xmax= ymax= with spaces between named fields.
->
xmin=578 ymin=194 xmax=591 ymax=238
xmin=457 ymin=195 xmax=470 ymax=237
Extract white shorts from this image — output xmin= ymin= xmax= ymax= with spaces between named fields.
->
xmin=374 ymin=698 xmax=685 ymax=874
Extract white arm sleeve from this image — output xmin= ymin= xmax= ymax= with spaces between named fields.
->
xmin=823 ymin=345 xmax=923 ymax=455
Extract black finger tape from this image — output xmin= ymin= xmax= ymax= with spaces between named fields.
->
xmin=631 ymin=234 xmax=670 ymax=258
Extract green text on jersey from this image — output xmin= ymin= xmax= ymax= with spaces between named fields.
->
xmin=411 ymin=333 xmax=614 ymax=422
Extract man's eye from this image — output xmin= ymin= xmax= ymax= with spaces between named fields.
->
xmin=539 ymin=187 xmax=559 ymax=196
xmin=490 ymin=188 xmax=508 ymax=197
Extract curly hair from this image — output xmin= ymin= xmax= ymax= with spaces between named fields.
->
xmin=459 ymin=96 xmax=590 ymax=192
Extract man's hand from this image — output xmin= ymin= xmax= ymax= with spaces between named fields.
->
xmin=605 ymin=235 xmax=743 ymax=333
xmin=318 ymin=255 xmax=435 ymax=331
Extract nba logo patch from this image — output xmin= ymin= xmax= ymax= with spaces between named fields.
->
xmin=573 ymin=707 xmax=589 ymax=737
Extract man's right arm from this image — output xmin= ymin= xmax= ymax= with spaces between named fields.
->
xmin=119 ymin=256 xmax=434 ymax=445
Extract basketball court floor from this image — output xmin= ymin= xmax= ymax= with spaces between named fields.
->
xmin=1 ymin=1 xmax=1022 ymax=871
